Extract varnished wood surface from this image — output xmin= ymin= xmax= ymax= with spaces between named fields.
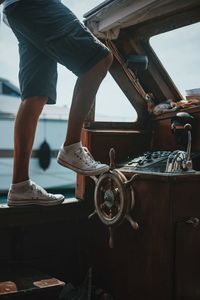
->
xmin=0 ymin=198 xmax=87 ymax=228
xmin=76 ymin=127 xmax=151 ymax=200
xmin=175 ymin=221 xmax=200 ymax=300
xmin=87 ymin=171 xmax=200 ymax=300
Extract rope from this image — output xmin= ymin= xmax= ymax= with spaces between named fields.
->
xmin=105 ymin=39 xmax=147 ymax=99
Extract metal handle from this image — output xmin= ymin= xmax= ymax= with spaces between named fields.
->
xmin=109 ymin=148 xmax=116 ymax=170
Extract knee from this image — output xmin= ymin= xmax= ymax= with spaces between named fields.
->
xmin=100 ymin=52 xmax=113 ymax=74
xmin=22 ymin=96 xmax=47 ymax=116
xmin=81 ymin=51 xmax=113 ymax=81
xmin=23 ymin=96 xmax=47 ymax=109
xmin=92 ymin=51 xmax=113 ymax=79
xmin=104 ymin=51 xmax=113 ymax=68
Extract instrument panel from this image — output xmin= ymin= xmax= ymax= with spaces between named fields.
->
xmin=119 ymin=151 xmax=200 ymax=173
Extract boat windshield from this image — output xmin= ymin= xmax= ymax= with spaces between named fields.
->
xmin=95 ymin=73 xmax=137 ymax=122
xmin=150 ymin=22 xmax=200 ymax=98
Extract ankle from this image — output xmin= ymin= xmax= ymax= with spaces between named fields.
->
xmin=64 ymin=136 xmax=82 ymax=146
xmin=10 ymin=179 xmax=31 ymax=191
xmin=63 ymin=141 xmax=81 ymax=148
xmin=12 ymin=176 xmax=29 ymax=185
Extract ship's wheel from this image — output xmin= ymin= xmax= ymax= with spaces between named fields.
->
xmin=89 ymin=148 xmax=139 ymax=248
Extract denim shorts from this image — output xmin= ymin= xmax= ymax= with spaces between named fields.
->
xmin=4 ymin=0 xmax=110 ymax=104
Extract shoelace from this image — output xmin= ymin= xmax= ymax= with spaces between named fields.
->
xmin=31 ymin=182 xmax=56 ymax=199
xmin=31 ymin=182 xmax=48 ymax=196
xmin=75 ymin=147 xmax=99 ymax=167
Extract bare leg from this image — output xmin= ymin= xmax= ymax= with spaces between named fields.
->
xmin=64 ymin=53 xmax=113 ymax=146
xmin=12 ymin=53 xmax=112 ymax=184
xmin=12 ymin=96 xmax=47 ymax=184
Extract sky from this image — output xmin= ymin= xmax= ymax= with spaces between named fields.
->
xmin=0 ymin=1 xmax=200 ymax=121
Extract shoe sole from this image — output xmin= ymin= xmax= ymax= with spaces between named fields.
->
xmin=7 ymin=197 xmax=65 ymax=207
xmin=57 ymin=157 xmax=109 ymax=176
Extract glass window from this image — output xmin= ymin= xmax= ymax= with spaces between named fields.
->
xmin=95 ymin=73 xmax=137 ymax=122
xmin=150 ymin=22 xmax=200 ymax=98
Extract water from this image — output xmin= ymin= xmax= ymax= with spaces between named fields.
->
xmin=0 ymin=189 xmax=75 ymax=205
xmin=0 ymin=195 xmax=7 ymax=204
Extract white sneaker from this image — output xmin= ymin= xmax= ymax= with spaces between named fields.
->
xmin=8 ymin=180 xmax=65 ymax=207
xmin=57 ymin=142 xmax=109 ymax=176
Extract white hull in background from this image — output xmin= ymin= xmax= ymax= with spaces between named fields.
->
xmin=0 ymin=84 xmax=76 ymax=194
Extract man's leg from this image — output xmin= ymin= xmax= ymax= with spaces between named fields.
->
xmin=65 ymin=53 xmax=113 ymax=146
xmin=12 ymin=96 xmax=47 ymax=184
xmin=8 ymin=96 xmax=65 ymax=207
xmin=6 ymin=1 xmax=113 ymax=179
xmin=57 ymin=53 xmax=113 ymax=176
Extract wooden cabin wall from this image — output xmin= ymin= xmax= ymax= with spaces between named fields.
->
xmin=86 ymin=175 xmax=174 ymax=300
xmin=0 ymin=203 xmax=95 ymax=295
xmin=80 ymin=3 xmax=200 ymax=299
xmin=83 ymin=173 xmax=200 ymax=300
xmin=76 ymin=126 xmax=152 ymax=200
xmin=74 ymin=108 xmax=200 ymax=300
